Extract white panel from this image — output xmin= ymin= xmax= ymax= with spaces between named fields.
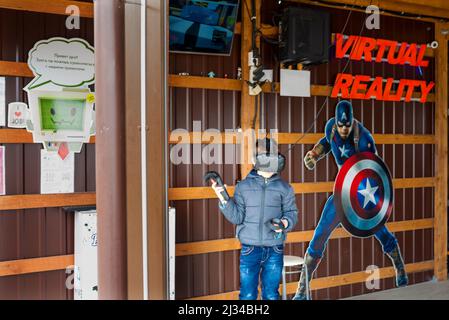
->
xmin=168 ymin=207 xmax=176 ymax=300
xmin=74 ymin=210 xmax=98 ymax=300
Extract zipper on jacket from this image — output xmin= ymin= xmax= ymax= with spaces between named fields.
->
xmin=259 ymin=178 xmax=268 ymax=243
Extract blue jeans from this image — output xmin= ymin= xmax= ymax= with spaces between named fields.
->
xmin=307 ymin=195 xmax=398 ymax=258
xmin=239 ymin=244 xmax=284 ymax=300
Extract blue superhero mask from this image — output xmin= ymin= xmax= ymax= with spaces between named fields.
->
xmin=335 ymin=100 xmax=353 ymax=128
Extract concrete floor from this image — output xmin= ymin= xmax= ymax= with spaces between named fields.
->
xmin=344 ymin=280 xmax=449 ymax=300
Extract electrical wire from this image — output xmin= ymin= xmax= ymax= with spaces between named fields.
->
xmin=247 ymin=0 xmax=362 ymax=136
xmin=285 ymin=0 xmax=371 ymax=153
xmin=250 ymin=0 xmax=355 ymax=132
xmin=256 ymin=0 xmax=354 ymax=48
xmin=311 ymin=0 xmax=449 ymax=23
xmin=252 ymin=93 xmax=259 ymax=129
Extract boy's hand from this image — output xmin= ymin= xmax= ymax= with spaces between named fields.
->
xmin=271 ymin=218 xmax=289 ymax=232
xmin=212 ymin=181 xmax=228 ymax=203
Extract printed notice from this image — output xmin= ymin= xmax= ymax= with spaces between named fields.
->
xmin=25 ymin=37 xmax=95 ymax=92
xmin=41 ymin=150 xmax=74 ymax=194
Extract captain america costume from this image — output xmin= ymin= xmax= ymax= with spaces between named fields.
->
xmin=293 ymin=100 xmax=408 ymax=300
xmin=306 ymin=115 xmax=398 ymax=259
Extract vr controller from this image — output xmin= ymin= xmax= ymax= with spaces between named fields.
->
xmin=268 ymin=218 xmax=287 ymax=239
xmin=204 ymin=171 xmax=230 ymax=202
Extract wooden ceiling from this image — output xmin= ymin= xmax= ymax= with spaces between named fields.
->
xmin=0 ymin=0 xmax=448 ymax=20
xmin=292 ymin=0 xmax=449 ymax=20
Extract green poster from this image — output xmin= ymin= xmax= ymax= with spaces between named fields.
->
xmin=39 ymin=97 xmax=85 ymax=131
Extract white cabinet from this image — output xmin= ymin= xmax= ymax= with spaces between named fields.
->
xmin=74 ymin=210 xmax=98 ymax=300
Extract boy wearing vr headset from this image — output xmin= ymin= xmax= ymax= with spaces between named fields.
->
xmin=212 ymin=138 xmax=298 ymax=300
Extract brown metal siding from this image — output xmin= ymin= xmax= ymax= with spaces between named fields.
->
xmin=169 ymin=39 xmax=242 ymax=298
xmin=170 ymin=4 xmax=436 ymax=299
xmin=0 ymin=8 xmax=94 ymax=300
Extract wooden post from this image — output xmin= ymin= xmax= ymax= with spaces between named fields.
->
xmin=94 ymin=0 xmax=128 ymax=299
xmin=145 ymin=0 xmax=168 ymax=299
xmin=124 ymin=0 xmax=168 ymax=299
xmin=124 ymin=0 xmax=143 ymax=300
xmin=434 ymin=22 xmax=448 ymax=281
xmin=240 ymin=0 xmax=261 ymax=177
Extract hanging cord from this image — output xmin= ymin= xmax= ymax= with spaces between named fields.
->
xmin=285 ymin=0 xmax=372 ymax=154
xmin=252 ymin=93 xmax=260 ymax=129
xmin=243 ymin=0 xmax=263 ymax=130
xmin=247 ymin=0 xmax=357 ymax=137
xmin=311 ymin=0 xmax=449 ymax=22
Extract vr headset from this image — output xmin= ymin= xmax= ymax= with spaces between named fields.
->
xmin=254 ymin=152 xmax=286 ymax=173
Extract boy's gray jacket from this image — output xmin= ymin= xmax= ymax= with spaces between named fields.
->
xmin=219 ymin=170 xmax=298 ymax=246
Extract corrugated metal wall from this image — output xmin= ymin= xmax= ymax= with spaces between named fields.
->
xmin=0 ymin=7 xmax=94 ymax=300
xmin=169 ymin=3 xmax=435 ymax=299
xmin=169 ymin=39 xmax=243 ymax=297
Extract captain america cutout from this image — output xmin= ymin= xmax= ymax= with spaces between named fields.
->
xmin=293 ymin=100 xmax=408 ymax=300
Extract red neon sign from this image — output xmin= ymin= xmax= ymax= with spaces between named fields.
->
xmin=332 ymin=34 xmax=433 ymax=102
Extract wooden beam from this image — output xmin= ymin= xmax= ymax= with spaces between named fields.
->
xmin=239 ymin=0 xmax=261 ymax=177
xmin=390 ymin=0 xmax=449 ymax=12
xmin=169 ymin=75 xmax=435 ymax=103
xmin=237 ymin=25 xmax=435 ymax=58
xmin=0 ymin=129 xmax=96 ymax=144
xmin=0 ymin=192 xmax=96 ymax=210
xmin=0 ymin=0 xmax=93 ymax=18
xmin=275 ymin=133 xmax=436 ymax=145
xmin=260 ymin=82 xmax=435 ymax=102
xmin=308 ymin=260 xmax=433 ymax=291
xmin=168 ymin=177 xmax=435 ymax=201
xmin=169 ymin=75 xmax=330 ymax=96
xmin=188 ymin=260 xmax=434 ymax=299
xmin=169 ymin=131 xmax=239 ymax=144
xmin=0 ymin=129 xmax=38 ymax=143
xmin=1 ymin=66 xmax=436 ymax=104
xmin=290 ymin=0 xmax=449 ymax=22
xmin=433 ymin=22 xmax=448 ymax=281
xmin=370 ymin=134 xmax=435 ymax=145
xmin=0 ymin=129 xmax=433 ymax=145
xmin=261 ymin=82 xmax=332 ymax=96
xmin=0 ymin=255 xmax=74 ymax=277
xmin=176 ymin=218 xmax=433 ymax=257
xmin=169 ymin=75 xmax=241 ymax=91
xmin=169 ymin=186 xmax=233 ymax=201
xmin=0 ymin=61 xmax=33 ymax=77
xmin=392 ymin=177 xmax=436 ymax=189
xmin=168 ymin=132 xmax=435 ymax=145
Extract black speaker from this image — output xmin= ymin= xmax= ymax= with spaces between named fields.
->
xmin=279 ymin=7 xmax=330 ymax=66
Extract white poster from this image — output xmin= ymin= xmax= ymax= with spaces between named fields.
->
xmin=7 ymin=102 xmax=28 ymax=128
xmin=25 ymin=37 xmax=95 ymax=92
xmin=40 ymin=150 xmax=74 ymax=194
xmin=280 ymin=69 xmax=311 ymax=97
xmin=74 ymin=210 xmax=98 ymax=300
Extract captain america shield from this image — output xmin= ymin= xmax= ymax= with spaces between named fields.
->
xmin=334 ymin=152 xmax=393 ymax=238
